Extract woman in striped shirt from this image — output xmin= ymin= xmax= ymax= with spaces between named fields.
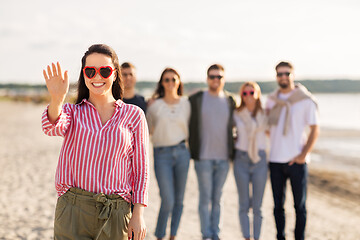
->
xmin=146 ymin=68 xmax=191 ymax=240
xmin=42 ymin=44 xmax=149 ymax=240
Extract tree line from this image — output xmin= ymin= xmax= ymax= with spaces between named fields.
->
xmin=1 ymin=79 xmax=360 ymax=95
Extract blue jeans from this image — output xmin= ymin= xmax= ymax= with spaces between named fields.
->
xmin=233 ymin=150 xmax=268 ymax=240
xmin=269 ymin=162 xmax=308 ymax=240
xmin=154 ymin=141 xmax=190 ymax=238
xmin=195 ymin=159 xmax=230 ymax=240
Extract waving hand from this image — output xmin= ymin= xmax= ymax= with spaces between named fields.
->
xmin=43 ymin=62 xmax=69 ymax=124
xmin=43 ymin=62 xmax=69 ymax=103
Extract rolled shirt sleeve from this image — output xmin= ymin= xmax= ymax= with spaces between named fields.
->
xmin=42 ymin=103 xmax=73 ymax=137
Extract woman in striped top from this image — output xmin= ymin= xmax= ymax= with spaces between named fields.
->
xmin=42 ymin=44 xmax=149 ymax=240
xmin=146 ymin=68 xmax=191 ymax=240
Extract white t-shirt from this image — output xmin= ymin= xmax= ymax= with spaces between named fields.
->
xmin=146 ymin=97 xmax=190 ymax=147
xmin=266 ymin=91 xmax=318 ymax=163
xmin=233 ymin=110 xmax=267 ymax=151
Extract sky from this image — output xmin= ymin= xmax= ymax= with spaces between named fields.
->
xmin=1 ymin=0 xmax=360 ymax=84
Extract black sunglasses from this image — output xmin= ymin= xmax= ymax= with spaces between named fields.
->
xmin=277 ymin=72 xmax=291 ymax=77
xmin=163 ymin=78 xmax=177 ymax=83
xmin=208 ymin=75 xmax=223 ymax=80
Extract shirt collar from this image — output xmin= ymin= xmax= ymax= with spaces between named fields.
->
xmin=114 ymin=99 xmax=124 ymax=108
xmin=77 ymin=98 xmax=87 ymax=105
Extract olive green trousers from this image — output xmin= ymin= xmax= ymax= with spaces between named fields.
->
xmin=54 ymin=188 xmax=131 ymax=240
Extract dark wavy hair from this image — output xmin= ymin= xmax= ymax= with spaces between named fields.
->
xmin=75 ymin=44 xmax=123 ymax=104
xmin=153 ymin=68 xmax=183 ymax=99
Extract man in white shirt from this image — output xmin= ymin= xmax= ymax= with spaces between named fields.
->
xmin=266 ymin=61 xmax=319 ymax=240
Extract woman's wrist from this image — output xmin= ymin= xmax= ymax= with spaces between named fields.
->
xmin=132 ymin=203 xmax=145 ymax=216
xmin=50 ymin=96 xmax=65 ymax=106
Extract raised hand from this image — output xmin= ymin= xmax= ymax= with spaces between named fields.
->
xmin=43 ymin=62 xmax=69 ymax=103
xmin=43 ymin=62 xmax=69 ymax=124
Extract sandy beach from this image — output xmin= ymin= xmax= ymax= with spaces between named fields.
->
xmin=0 ymin=101 xmax=359 ymax=240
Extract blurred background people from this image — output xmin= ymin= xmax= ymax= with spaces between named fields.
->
xmin=121 ymin=62 xmax=147 ymax=112
xmin=233 ymin=82 xmax=268 ymax=240
xmin=146 ymin=68 xmax=191 ymax=240
xmin=266 ymin=61 xmax=319 ymax=240
xmin=188 ymin=64 xmax=236 ymax=240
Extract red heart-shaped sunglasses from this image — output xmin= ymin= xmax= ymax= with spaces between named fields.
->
xmin=83 ymin=66 xmax=115 ymax=79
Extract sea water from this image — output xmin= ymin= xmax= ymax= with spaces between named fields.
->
xmin=315 ymin=93 xmax=360 ymax=130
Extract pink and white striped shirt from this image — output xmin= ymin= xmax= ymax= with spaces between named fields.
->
xmin=42 ymin=99 xmax=149 ymax=206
